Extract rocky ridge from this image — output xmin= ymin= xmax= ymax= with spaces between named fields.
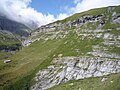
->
xmin=0 ymin=15 xmax=30 ymax=36
xmin=29 ymin=6 xmax=120 ymax=90
xmin=23 ymin=6 xmax=120 ymax=47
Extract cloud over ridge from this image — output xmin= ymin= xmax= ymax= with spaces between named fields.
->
xmin=71 ymin=0 xmax=120 ymax=13
xmin=0 ymin=0 xmax=120 ymax=29
xmin=0 ymin=0 xmax=56 ymax=29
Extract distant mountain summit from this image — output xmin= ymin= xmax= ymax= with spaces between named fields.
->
xmin=0 ymin=15 xmax=31 ymax=52
xmin=0 ymin=15 xmax=31 ymax=36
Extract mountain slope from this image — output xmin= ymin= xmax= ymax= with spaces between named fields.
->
xmin=0 ymin=30 xmax=21 ymax=50
xmin=0 ymin=15 xmax=31 ymax=60
xmin=0 ymin=15 xmax=30 ymax=36
xmin=0 ymin=5 xmax=120 ymax=90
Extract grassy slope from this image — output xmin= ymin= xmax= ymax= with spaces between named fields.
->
xmin=0 ymin=32 xmax=18 ymax=45
xmin=0 ymin=29 xmax=102 ymax=89
xmin=0 ymin=37 xmax=64 ymax=89
xmin=0 ymin=31 xmax=21 ymax=61
xmin=1 ymin=29 xmax=119 ymax=90
xmin=0 ymin=5 xmax=120 ymax=90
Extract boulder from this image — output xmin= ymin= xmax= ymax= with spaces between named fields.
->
xmin=4 ymin=60 xmax=11 ymax=63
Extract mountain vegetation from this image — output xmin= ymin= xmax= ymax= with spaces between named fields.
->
xmin=0 ymin=5 xmax=120 ymax=90
xmin=0 ymin=15 xmax=31 ymax=60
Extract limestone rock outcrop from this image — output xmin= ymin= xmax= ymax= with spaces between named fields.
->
xmin=31 ymin=57 xmax=120 ymax=90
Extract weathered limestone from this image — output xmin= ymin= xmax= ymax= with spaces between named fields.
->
xmin=31 ymin=57 xmax=120 ymax=90
xmin=112 ymin=14 xmax=120 ymax=24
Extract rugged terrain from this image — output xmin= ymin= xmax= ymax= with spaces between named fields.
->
xmin=0 ymin=6 xmax=120 ymax=90
xmin=0 ymin=15 xmax=31 ymax=60
xmin=0 ymin=15 xmax=30 ymax=36
xmin=30 ymin=6 xmax=120 ymax=90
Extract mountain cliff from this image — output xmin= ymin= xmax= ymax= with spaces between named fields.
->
xmin=0 ymin=15 xmax=30 ymax=36
xmin=0 ymin=6 xmax=120 ymax=90
xmin=0 ymin=15 xmax=31 ymax=60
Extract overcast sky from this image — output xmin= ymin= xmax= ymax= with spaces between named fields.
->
xmin=0 ymin=0 xmax=120 ymax=29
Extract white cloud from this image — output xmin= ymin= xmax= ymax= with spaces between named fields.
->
xmin=0 ymin=0 xmax=69 ymax=29
xmin=0 ymin=0 xmax=120 ymax=29
xmin=71 ymin=0 xmax=120 ymax=13
xmin=57 ymin=13 xmax=69 ymax=20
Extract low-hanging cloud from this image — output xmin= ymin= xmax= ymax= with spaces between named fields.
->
xmin=70 ymin=0 xmax=120 ymax=13
xmin=0 ymin=0 xmax=69 ymax=29
xmin=0 ymin=0 xmax=120 ymax=29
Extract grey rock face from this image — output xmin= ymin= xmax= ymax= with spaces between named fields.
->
xmin=31 ymin=57 xmax=120 ymax=90
xmin=0 ymin=15 xmax=30 ymax=36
